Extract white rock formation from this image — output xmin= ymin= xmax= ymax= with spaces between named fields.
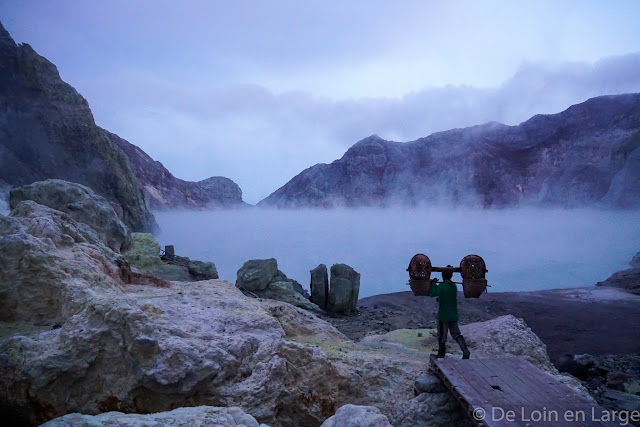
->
xmin=41 ymin=405 xmax=269 ymax=426
xmin=320 ymin=404 xmax=392 ymax=427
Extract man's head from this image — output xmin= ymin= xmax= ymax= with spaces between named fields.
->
xmin=442 ymin=265 xmax=453 ymax=281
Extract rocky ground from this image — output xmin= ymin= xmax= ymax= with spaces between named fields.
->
xmin=319 ymin=285 xmax=640 ymax=420
xmin=321 ymin=286 xmax=640 ymax=362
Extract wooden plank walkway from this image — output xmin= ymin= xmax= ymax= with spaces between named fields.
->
xmin=430 ymin=355 xmax=621 ymax=426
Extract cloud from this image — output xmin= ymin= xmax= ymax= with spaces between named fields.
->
xmin=84 ymin=53 xmax=640 ymax=204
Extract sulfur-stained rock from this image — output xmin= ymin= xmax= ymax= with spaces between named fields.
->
xmin=122 ymin=232 xmax=163 ymax=272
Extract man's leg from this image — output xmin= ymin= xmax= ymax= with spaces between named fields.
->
xmin=437 ymin=321 xmax=447 ymax=358
xmin=449 ymin=322 xmax=470 ymax=359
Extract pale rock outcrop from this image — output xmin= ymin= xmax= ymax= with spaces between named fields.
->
xmin=9 ymin=179 xmax=131 ymax=253
xmin=461 ymin=314 xmax=555 ymax=372
xmin=0 ymin=200 xmax=123 ymax=325
xmin=320 ymin=404 xmax=392 ymax=427
xmin=42 ymin=406 xmax=269 ymax=426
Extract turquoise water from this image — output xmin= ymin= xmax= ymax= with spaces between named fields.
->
xmin=155 ymin=208 xmax=640 ymax=298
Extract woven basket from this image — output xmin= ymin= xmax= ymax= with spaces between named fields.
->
xmin=462 ymin=278 xmax=487 ymax=298
xmin=409 ymin=279 xmax=431 ymax=296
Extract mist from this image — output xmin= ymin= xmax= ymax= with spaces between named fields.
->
xmin=154 ymin=208 xmax=640 ymax=298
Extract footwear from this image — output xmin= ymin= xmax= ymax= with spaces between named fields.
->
xmin=456 ymin=336 xmax=471 ymax=359
xmin=437 ymin=343 xmax=446 ymax=358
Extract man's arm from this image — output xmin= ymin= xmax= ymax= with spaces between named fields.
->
xmin=429 ymin=278 xmax=439 ymax=297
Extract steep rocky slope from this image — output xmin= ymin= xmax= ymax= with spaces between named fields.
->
xmin=260 ymin=93 xmax=640 ymax=208
xmin=103 ymin=129 xmax=246 ymax=209
xmin=0 ymin=22 xmax=156 ymax=231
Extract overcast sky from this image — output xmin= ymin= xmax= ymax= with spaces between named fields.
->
xmin=2 ymin=1 xmax=640 ymax=203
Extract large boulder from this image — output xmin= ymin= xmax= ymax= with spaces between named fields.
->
xmin=188 ymin=260 xmax=219 ymax=280
xmin=236 ymin=261 xmax=319 ymax=312
xmin=0 ymin=23 xmax=156 ymax=232
xmin=42 ymin=406 xmax=268 ymax=426
xmin=0 ymin=200 xmax=123 ymax=325
xmin=236 ymin=258 xmax=278 ymax=291
xmin=320 ymin=404 xmax=392 ymax=427
xmin=310 ymin=264 xmax=329 ymax=310
xmin=461 ymin=314 xmax=556 ymax=372
xmin=9 ymin=179 xmax=131 ymax=253
xmin=327 ymin=264 xmax=360 ymax=314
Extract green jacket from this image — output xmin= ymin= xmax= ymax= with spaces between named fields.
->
xmin=429 ymin=279 xmax=459 ymax=322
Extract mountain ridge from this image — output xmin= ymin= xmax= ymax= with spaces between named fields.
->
xmin=0 ymin=21 xmax=244 ymax=218
xmin=259 ymin=93 xmax=640 ymax=209
xmin=103 ymin=129 xmax=246 ymax=210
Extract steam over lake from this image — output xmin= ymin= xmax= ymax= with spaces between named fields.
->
xmin=155 ymin=208 xmax=640 ymax=298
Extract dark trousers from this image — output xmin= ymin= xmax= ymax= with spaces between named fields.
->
xmin=437 ymin=321 xmax=462 ymax=344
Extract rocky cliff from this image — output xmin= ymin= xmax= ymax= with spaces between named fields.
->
xmin=103 ymin=129 xmax=246 ymax=209
xmin=260 ymin=93 xmax=640 ymax=208
xmin=0 ymin=22 xmax=156 ymax=232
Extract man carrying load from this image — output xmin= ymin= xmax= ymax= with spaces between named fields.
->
xmin=430 ymin=265 xmax=471 ymax=359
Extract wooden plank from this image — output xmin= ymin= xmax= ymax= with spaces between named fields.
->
xmin=456 ymin=359 xmax=571 ymax=427
xmin=431 ymin=357 xmax=515 ymax=427
xmin=436 ymin=359 xmax=530 ymax=426
xmin=501 ymin=358 xmax=594 ymax=413
xmin=432 ymin=357 xmax=619 ymax=426
xmin=479 ymin=358 xmax=544 ymax=406
xmin=484 ymin=358 xmax=590 ymax=426
xmin=501 ymin=358 xmax=606 ymax=427
xmin=500 ymin=358 xmax=619 ymax=427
